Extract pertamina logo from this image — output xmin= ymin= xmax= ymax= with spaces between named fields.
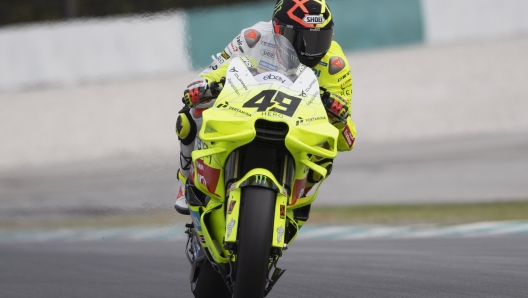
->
xmin=303 ymin=15 xmax=325 ymax=24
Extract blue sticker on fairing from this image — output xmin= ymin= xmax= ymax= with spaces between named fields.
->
xmin=259 ymin=60 xmax=278 ymax=71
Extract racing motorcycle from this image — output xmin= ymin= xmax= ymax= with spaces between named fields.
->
xmin=183 ymin=35 xmax=340 ymax=298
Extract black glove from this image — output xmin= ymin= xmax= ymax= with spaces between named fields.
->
xmin=320 ymin=89 xmax=349 ymax=124
xmin=182 ymin=78 xmax=225 ymax=107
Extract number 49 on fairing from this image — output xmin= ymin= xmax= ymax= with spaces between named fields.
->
xmin=242 ymin=90 xmax=301 ymax=117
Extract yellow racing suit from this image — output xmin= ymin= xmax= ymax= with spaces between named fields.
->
xmin=195 ymin=21 xmax=356 ymax=152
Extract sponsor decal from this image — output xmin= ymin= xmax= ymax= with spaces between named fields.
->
xmin=254 ymin=174 xmax=267 ymax=185
xmin=227 ymin=78 xmax=240 ymax=95
xmin=228 ymin=106 xmax=252 ymax=117
xmin=229 ymin=67 xmax=238 ymax=72
xmin=303 ymin=15 xmax=326 ymax=24
xmin=295 ymin=64 xmax=307 ymax=76
xmin=236 ymin=35 xmax=243 ymax=46
xmin=234 ymin=73 xmax=248 ymax=90
xmin=277 ymin=226 xmax=284 ymax=243
xmin=342 ymin=125 xmax=355 ymax=148
xmin=305 ymin=79 xmax=317 ymax=92
xmin=176 ymin=187 xmax=184 ymax=200
xmin=318 ymin=61 xmax=328 ymax=67
xmin=295 ymin=116 xmax=326 ymax=126
xmin=227 ymin=200 xmax=236 ymax=214
xmin=221 ymin=50 xmax=230 ymax=60
xmin=226 ymin=219 xmax=236 ymax=239
xmin=230 ymin=42 xmax=238 ymax=53
xmin=191 ymin=210 xmax=202 ymax=231
xmin=210 ymin=65 xmax=218 ymax=70
xmin=263 ymin=73 xmax=286 ymax=83
xmin=280 ymin=205 xmax=286 ymax=219
xmin=337 ymin=71 xmax=351 ymax=82
xmin=259 ymin=60 xmax=278 ymax=71
xmin=329 ymin=56 xmax=346 ymax=75
xmin=261 ymin=40 xmax=276 ymax=48
xmin=196 ymin=159 xmax=221 ymax=197
xmin=340 ymin=78 xmax=352 ymax=88
xmin=244 ymin=29 xmax=261 ymax=48
xmin=230 ymin=183 xmax=237 ymax=191
xmin=290 ymin=177 xmax=307 ymax=205
xmin=301 ymin=51 xmax=322 ymax=57
xmin=274 ymin=0 xmax=283 ymax=16
xmin=245 ymin=29 xmax=258 ymax=40
xmin=281 ymin=188 xmax=288 ymax=197
xmin=340 ymin=89 xmax=352 ymax=97
xmin=260 ymin=49 xmax=275 ymax=59
xmin=260 ymin=111 xmax=284 ymax=118
xmin=312 ymin=68 xmax=321 ymax=77
xmin=240 ymin=57 xmax=253 ymax=68
xmin=298 ymin=90 xmax=307 ymax=97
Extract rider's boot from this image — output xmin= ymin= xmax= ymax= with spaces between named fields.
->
xmin=175 ymin=169 xmax=190 ymax=215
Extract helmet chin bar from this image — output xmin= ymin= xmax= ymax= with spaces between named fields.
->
xmin=299 ymin=54 xmax=324 ymax=68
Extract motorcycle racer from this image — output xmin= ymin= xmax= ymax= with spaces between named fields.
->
xmin=175 ymin=0 xmax=356 ymax=216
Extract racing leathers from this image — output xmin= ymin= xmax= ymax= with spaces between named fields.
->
xmin=175 ymin=21 xmax=356 ymax=214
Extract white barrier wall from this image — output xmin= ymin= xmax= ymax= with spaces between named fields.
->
xmin=0 ymin=12 xmax=189 ymax=92
xmin=423 ymin=0 xmax=528 ymax=44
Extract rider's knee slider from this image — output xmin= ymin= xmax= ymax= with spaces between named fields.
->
xmin=176 ymin=110 xmax=197 ymax=145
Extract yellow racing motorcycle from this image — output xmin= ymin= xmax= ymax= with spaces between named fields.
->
xmin=183 ymin=35 xmax=340 ymax=298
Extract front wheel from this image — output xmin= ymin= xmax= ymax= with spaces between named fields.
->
xmin=191 ymin=260 xmax=231 ymax=298
xmin=233 ymin=186 xmax=276 ymax=298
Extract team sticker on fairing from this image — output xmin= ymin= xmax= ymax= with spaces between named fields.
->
xmin=227 ymin=200 xmax=236 ymax=214
xmin=226 ymin=219 xmax=236 ymax=239
xmin=240 ymin=57 xmax=253 ymax=68
xmin=277 ymin=226 xmax=284 ymax=243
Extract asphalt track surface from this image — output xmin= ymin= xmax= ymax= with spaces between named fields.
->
xmin=1 ymin=237 xmax=528 ymax=298
xmin=2 ymin=132 xmax=528 ymax=220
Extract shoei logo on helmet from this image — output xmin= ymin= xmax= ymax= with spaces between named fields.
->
xmin=303 ymin=15 xmax=325 ymax=24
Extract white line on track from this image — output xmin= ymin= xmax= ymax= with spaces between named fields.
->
xmin=1 ymin=221 xmax=528 ymax=243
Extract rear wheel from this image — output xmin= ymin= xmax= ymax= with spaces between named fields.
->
xmin=233 ymin=186 xmax=276 ymax=298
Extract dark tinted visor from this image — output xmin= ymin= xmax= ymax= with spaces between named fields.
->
xmin=275 ymin=24 xmax=333 ymax=56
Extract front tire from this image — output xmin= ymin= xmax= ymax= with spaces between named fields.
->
xmin=233 ymin=186 xmax=276 ymax=298
xmin=191 ymin=260 xmax=231 ymax=298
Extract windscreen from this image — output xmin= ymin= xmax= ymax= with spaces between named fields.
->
xmin=246 ymin=34 xmax=304 ymax=83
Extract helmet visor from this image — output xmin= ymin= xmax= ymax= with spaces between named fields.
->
xmin=274 ymin=23 xmax=333 ymax=57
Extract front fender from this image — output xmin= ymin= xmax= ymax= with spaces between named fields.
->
xmin=224 ymin=169 xmax=289 ymax=248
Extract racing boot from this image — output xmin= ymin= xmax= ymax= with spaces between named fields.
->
xmin=174 ymin=170 xmax=190 ymax=215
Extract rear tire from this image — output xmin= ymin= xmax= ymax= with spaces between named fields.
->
xmin=233 ymin=187 xmax=276 ymax=298
xmin=191 ymin=259 xmax=231 ymax=298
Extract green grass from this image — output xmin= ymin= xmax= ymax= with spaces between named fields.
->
xmin=2 ymin=201 xmax=528 ymax=231
xmin=308 ymin=200 xmax=528 ymax=225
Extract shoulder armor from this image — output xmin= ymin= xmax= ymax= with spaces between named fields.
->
xmin=243 ymin=29 xmax=262 ymax=48
xmin=328 ymin=56 xmax=346 ymax=75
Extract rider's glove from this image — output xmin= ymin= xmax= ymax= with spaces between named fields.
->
xmin=320 ymin=90 xmax=349 ymax=125
xmin=183 ymin=78 xmax=225 ymax=108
